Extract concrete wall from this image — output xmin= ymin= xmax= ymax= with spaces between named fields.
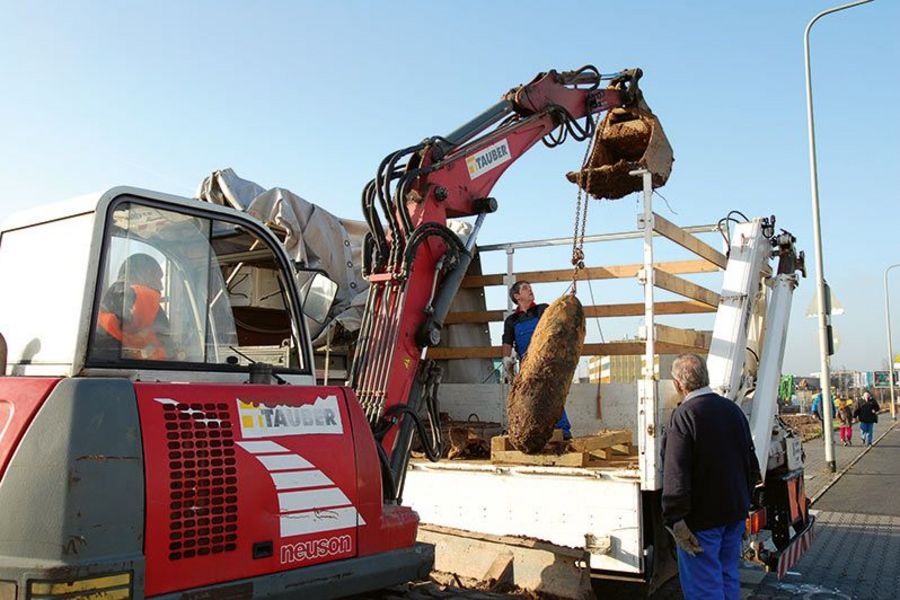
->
xmin=438 ymin=380 xmax=680 ymax=442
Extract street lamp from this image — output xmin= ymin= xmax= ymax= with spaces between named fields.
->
xmin=885 ymin=264 xmax=900 ymax=420
xmin=804 ymin=0 xmax=874 ymax=473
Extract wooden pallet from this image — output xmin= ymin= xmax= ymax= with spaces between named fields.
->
xmin=490 ymin=430 xmax=637 ymax=468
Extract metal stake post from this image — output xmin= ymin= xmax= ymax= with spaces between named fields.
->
xmin=501 ymin=245 xmax=516 ymax=425
xmin=634 ymin=169 xmax=660 ymax=490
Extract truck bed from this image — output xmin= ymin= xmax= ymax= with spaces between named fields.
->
xmin=404 ymin=457 xmax=644 ymax=575
xmin=409 ymin=456 xmax=639 ymax=476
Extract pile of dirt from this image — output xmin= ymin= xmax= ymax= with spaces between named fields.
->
xmin=507 ymin=295 xmax=585 ymax=453
xmin=781 ymin=414 xmax=822 ymax=442
xmin=411 ymin=413 xmax=499 ymax=460
xmin=365 ymin=579 xmax=537 ymax=599
xmin=446 ymin=424 xmax=491 ymax=460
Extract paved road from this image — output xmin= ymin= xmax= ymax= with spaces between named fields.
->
xmin=593 ymin=422 xmax=900 ymax=599
xmin=749 ymin=420 xmax=900 ymax=599
xmin=802 ymin=429 xmax=871 ymax=499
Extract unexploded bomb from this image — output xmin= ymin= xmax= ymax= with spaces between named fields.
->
xmin=507 ymin=294 xmax=586 ymax=453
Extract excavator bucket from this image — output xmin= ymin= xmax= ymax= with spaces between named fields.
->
xmin=567 ymin=97 xmax=674 ymax=200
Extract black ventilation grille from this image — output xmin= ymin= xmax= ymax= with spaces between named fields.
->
xmin=163 ymin=402 xmax=238 ymax=561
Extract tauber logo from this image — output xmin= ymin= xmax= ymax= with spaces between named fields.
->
xmin=237 ymin=396 xmax=343 ymax=438
xmin=466 ymin=138 xmax=511 ymax=180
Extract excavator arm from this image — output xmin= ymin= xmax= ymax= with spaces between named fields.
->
xmin=347 ymin=66 xmax=672 ymax=501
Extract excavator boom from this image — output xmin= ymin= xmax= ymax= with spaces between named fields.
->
xmin=348 ymin=66 xmax=673 ymax=501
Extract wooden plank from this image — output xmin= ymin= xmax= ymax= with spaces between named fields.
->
xmin=491 ymin=435 xmax=513 ymax=453
xmin=653 ymin=269 xmax=721 ymax=308
xmin=444 ymin=300 xmax=715 ymax=325
xmin=428 ymin=341 xmax=713 ymax=360
xmin=443 ymin=310 xmax=505 ymax=325
xmin=653 ymin=324 xmax=712 ymax=351
xmin=583 ymin=455 xmax=640 ymax=469
xmin=491 ymin=449 xmax=592 ymax=467
xmin=419 ymin=524 xmax=590 ymax=557
xmin=491 ymin=433 xmax=564 ymax=454
xmin=430 ymin=343 xmax=612 ymax=360
xmin=611 ymin=443 xmax=632 ymax=455
xmin=489 ymin=433 xmax=640 ymax=468
xmin=588 ymin=443 xmax=633 ymax=460
xmin=652 ymin=213 xmax=728 ymax=269
xmin=461 ymin=259 xmax=720 ymax=288
xmin=569 ymin=431 xmax=632 ymax=452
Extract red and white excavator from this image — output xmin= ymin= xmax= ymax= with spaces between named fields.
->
xmin=0 ymin=66 xmax=664 ymax=599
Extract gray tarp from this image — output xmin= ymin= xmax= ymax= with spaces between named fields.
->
xmin=195 ymin=168 xmax=493 ymax=383
xmin=196 ymin=169 xmax=368 ymax=345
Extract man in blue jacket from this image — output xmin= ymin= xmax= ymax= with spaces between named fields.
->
xmin=662 ymin=353 xmax=761 ymax=600
xmin=501 ymin=281 xmax=572 ymax=439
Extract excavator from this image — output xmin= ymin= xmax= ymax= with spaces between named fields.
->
xmin=0 ymin=66 xmax=671 ymax=599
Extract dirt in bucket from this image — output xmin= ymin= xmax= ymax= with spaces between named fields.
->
xmin=506 ymin=294 xmax=586 ymax=454
xmin=566 ymin=101 xmax=674 ymax=200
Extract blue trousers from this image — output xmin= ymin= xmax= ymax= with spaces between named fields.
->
xmin=555 ymin=409 xmax=571 ymax=436
xmin=677 ymin=520 xmax=744 ymax=600
xmin=860 ymin=422 xmax=875 ymax=445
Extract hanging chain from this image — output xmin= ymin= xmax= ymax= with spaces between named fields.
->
xmin=570 ymin=116 xmax=599 ymax=294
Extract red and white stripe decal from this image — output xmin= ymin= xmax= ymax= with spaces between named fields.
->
xmin=236 ymin=440 xmax=365 ymax=538
xmin=154 ymin=398 xmax=364 ymax=540
xmin=776 ymin=521 xmax=816 ymax=579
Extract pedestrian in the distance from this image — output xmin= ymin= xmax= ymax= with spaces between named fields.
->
xmin=855 ymin=391 xmax=880 ymax=447
xmin=811 ymin=390 xmax=823 ymax=422
xmin=837 ymin=398 xmax=854 ymax=446
xmin=662 ymin=353 xmax=761 ymax=600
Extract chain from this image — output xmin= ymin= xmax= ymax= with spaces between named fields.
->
xmin=570 ymin=116 xmax=599 ymax=294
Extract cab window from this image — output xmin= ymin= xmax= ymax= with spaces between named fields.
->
xmin=88 ymin=200 xmax=307 ymax=372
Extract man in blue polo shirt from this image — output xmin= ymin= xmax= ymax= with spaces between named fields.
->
xmin=501 ymin=280 xmax=572 ymax=439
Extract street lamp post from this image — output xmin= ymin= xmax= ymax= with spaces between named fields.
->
xmin=885 ymin=264 xmax=900 ymax=420
xmin=804 ymin=0 xmax=874 ymax=473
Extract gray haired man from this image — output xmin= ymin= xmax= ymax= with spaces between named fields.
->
xmin=661 ymin=353 xmax=760 ymax=599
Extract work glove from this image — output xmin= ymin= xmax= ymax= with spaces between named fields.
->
xmin=667 ymin=520 xmax=704 ymax=556
xmin=502 ymin=356 xmax=516 ymax=382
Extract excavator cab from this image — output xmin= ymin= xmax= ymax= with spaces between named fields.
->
xmin=0 ymin=188 xmax=432 ymax=600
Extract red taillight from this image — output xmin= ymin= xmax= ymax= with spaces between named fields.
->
xmin=747 ymin=508 xmax=767 ymax=534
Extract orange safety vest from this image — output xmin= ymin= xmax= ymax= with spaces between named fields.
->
xmin=98 ymin=284 xmax=168 ymax=360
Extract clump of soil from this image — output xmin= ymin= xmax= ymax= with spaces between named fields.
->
xmin=568 ymin=160 xmax=643 ymax=200
xmin=447 ymin=425 xmax=491 ymax=459
xmin=411 ymin=413 xmax=498 ymax=460
xmin=599 ymin=118 xmax=653 ymax=159
xmin=507 ymin=295 xmax=586 ymax=453
xmin=781 ymin=414 xmax=822 ymax=442
xmin=566 ymin=103 xmax=673 ymax=200
xmin=366 ymin=577 xmax=538 ymax=599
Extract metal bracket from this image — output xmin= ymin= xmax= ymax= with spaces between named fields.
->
xmin=637 ymin=213 xmax=654 ymax=230
xmin=585 ymin=533 xmax=612 ymax=555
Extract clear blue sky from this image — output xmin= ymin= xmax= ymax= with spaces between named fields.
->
xmin=1 ymin=1 xmax=897 ymax=375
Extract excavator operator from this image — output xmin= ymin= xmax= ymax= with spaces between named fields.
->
xmin=94 ymin=252 xmax=172 ymax=361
